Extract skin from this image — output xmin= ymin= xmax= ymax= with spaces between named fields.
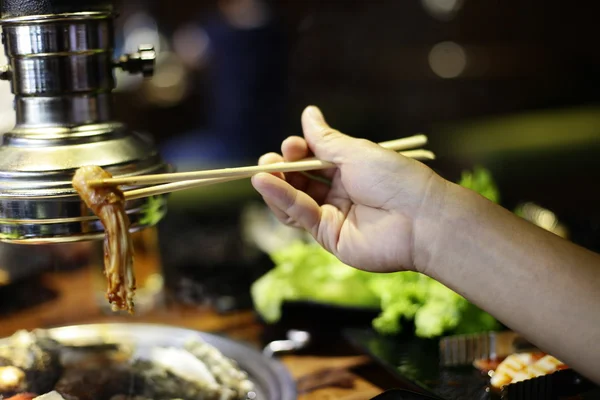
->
xmin=251 ymin=105 xmax=600 ymax=384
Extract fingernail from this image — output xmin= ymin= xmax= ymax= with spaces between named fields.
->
xmin=307 ymin=106 xmax=324 ymax=124
xmin=251 ymin=173 xmax=265 ymax=185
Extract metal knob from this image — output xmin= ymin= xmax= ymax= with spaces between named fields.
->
xmin=116 ymin=45 xmax=156 ymax=77
xmin=0 ymin=65 xmax=11 ymax=81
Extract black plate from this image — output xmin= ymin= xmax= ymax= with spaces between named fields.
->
xmin=345 ymin=328 xmax=600 ymax=400
xmin=258 ymin=301 xmax=380 ymax=356
xmin=344 ymin=328 xmax=498 ymax=400
xmin=275 ymin=300 xmax=379 ymax=329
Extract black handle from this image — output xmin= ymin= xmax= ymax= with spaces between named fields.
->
xmin=1 ymin=0 xmax=114 ymax=19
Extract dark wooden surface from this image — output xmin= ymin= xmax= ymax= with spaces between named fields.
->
xmin=0 ymin=255 xmax=389 ymax=399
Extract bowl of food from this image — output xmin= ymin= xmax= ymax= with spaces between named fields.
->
xmin=0 ymin=323 xmax=296 ymax=400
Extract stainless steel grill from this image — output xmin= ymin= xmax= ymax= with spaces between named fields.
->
xmin=0 ymin=10 xmax=170 ymax=244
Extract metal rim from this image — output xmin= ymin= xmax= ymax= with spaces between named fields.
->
xmin=0 ymin=12 xmax=114 ymax=25
xmin=6 ymin=122 xmax=123 ymax=139
xmin=0 ymin=195 xmax=168 ymax=244
xmin=0 ymin=158 xmax=171 ymax=195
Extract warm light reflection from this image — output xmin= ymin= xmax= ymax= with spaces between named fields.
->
xmin=421 ymin=0 xmax=465 ymax=20
xmin=428 ymin=41 xmax=467 ymax=78
xmin=143 ymin=52 xmax=188 ymax=106
xmin=0 ymin=366 xmax=25 ymax=389
xmin=123 ymin=12 xmax=161 ymax=54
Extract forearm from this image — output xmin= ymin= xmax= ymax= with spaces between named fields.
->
xmin=418 ymin=180 xmax=600 ymax=383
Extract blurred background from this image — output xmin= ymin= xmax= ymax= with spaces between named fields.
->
xmin=1 ymin=0 xmax=599 ymax=322
xmin=45 ymin=0 xmax=599 ymax=216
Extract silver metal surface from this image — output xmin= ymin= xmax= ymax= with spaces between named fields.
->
xmin=0 ymin=125 xmax=161 ymax=174
xmin=4 ymin=323 xmax=297 ymax=400
xmin=15 ymin=94 xmax=112 ymax=127
xmin=10 ymin=53 xmax=115 ymax=95
xmin=439 ymin=331 xmax=538 ymax=367
xmin=2 ymin=16 xmax=115 ymax=99
xmin=263 ymin=330 xmax=311 ymax=358
xmin=0 ymin=11 xmax=167 ymax=243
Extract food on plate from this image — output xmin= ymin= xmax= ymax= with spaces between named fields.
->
xmin=5 ymin=393 xmax=38 ymax=400
xmin=185 ymin=338 xmax=255 ymax=398
xmin=486 ymin=352 xmax=567 ymax=389
xmin=72 ymin=166 xmax=136 ymax=314
xmin=131 ymin=343 xmax=255 ymax=400
xmin=8 ymin=392 xmax=68 ymax=400
xmin=53 ymin=366 xmax=133 ymax=400
xmin=250 ymin=167 xmax=501 ymax=338
xmin=126 ymin=337 xmax=254 ymax=399
xmin=472 ymin=358 xmax=503 ymax=373
xmin=0 ymin=330 xmax=62 ymax=395
xmin=0 ymin=329 xmax=255 ymax=400
xmin=33 ymin=393 xmax=66 ymax=400
xmin=0 ymin=366 xmax=26 ymax=392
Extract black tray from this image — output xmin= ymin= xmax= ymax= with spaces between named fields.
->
xmin=344 ymin=328 xmax=494 ymax=400
xmin=345 ymin=328 xmax=599 ymax=400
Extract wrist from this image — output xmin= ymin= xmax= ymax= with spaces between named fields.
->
xmin=412 ymin=176 xmax=472 ymax=277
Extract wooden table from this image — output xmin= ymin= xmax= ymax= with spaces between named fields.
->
xmin=0 ymin=261 xmax=388 ymax=399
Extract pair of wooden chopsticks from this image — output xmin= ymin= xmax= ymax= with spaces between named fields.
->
xmin=87 ymin=134 xmax=434 ymax=200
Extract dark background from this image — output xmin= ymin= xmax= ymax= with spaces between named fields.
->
xmin=111 ymin=0 xmax=600 ymax=248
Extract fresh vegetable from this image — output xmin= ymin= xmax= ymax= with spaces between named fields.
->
xmin=458 ymin=166 xmax=500 ymax=203
xmin=251 ymin=242 xmax=499 ymax=338
xmin=251 ymin=167 xmax=501 ymax=338
xmin=251 ymin=241 xmax=380 ymax=323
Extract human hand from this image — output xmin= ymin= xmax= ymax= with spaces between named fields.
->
xmin=251 ymin=106 xmax=447 ymax=273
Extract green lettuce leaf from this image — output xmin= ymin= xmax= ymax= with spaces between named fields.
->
xmin=458 ymin=166 xmax=500 ymax=203
xmin=251 ymin=242 xmax=499 ymax=337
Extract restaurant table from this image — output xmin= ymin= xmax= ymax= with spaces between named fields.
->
xmin=0 ymin=259 xmax=391 ymax=399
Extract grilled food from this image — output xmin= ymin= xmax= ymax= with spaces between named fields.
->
xmin=489 ymin=352 xmax=567 ymax=388
xmin=0 ymin=330 xmax=255 ymax=400
xmin=0 ymin=331 xmax=63 ymax=397
xmin=185 ymin=338 xmax=255 ymax=398
xmin=72 ymin=166 xmax=136 ymax=314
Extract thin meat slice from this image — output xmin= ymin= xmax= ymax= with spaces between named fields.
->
xmin=72 ymin=166 xmax=136 ymax=313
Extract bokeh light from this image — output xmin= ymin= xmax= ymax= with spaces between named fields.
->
xmin=421 ymin=0 xmax=465 ymax=21
xmin=428 ymin=41 xmax=467 ymax=78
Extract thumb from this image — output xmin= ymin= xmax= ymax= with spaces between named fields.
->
xmin=301 ymin=106 xmax=361 ymax=163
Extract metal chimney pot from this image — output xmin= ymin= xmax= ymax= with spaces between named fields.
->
xmin=0 ymin=0 xmax=170 ymax=244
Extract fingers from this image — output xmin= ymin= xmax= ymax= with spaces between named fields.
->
xmin=279 ymin=136 xmax=311 ymax=190
xmin=258 ymin=152 xmax=285 ymax=180
xmin=251 ymin=172 xmax=321 ymax=236
xmin=300 ymin=106 xmax=363 ymax=164
xmin=281 ymin=136 xmax=309 ymax=162
xmin=258 ymin=152 xmax=283 ymax=164
xmin=303 ymin=178 xmax=333 ymax=206
xmin=282 ymin=134 xmax=337 ymax=181
xmin=261 ymin=197 xmax=302 ymax=229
